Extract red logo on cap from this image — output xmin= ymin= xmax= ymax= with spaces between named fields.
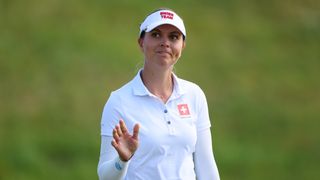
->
xmin=177 ymin=104 xmax=190 ymax=116
xmin=160 ymin=12 xmax=174 ymax=19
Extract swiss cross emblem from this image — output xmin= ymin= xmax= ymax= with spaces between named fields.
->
xmin=177 ymin=104 xmax=190 ymax=117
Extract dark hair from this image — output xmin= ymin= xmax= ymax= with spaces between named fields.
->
xmin=139 ymin=31 xmax=146 ymax=39
xmin=139 ymin=8 xmax=186 ymax=40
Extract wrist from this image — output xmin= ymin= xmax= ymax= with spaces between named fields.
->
xmin=119 ymin=153 xmax=134 ymax=162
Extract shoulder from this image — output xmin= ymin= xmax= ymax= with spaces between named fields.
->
xmin=110 ymin=70 xmax=142 ymax=98
xmin=113 ymin=81 xmax=132 ymax=95
xmin=104 ymin=74 xmax=137 ymax=104
xmin=175 ymin=77 xmax=209 ymax=111
xmin=108 ymin=80 xmax=134 ymax=102
xmin=177 ymin=77 xmax=205 ymax=96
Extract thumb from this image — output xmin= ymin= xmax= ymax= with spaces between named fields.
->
xmin=132 ymin=123 xmax=140 ymax=140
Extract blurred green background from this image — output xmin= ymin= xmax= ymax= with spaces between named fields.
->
xmin=1 ymin=0 xmax=319 ymax=179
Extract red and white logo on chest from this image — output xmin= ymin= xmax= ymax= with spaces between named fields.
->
xmin=177 ymin=104 xmax=190 ymax=117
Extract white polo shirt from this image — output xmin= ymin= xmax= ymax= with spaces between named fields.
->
xmin=101 ymin=70 xmax=211 ymax=180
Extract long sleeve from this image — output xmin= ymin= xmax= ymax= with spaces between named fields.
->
xmin=194 ymin=128 xmax=220 ymax=180
xmin=97 ymin=135 xmax=130 ymax=180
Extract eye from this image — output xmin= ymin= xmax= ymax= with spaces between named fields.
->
xmin=169 ymin=34 xmax=180 ymax=41
xmin=151 ymin=32 xmax=160 ymax=38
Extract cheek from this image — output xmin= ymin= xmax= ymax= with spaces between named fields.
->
xmin=141 ymin=43 xmax=150 ymax=55
xmin=144 ymin=45 xmax=153 ymax=56
xmin=142 ymin=40 xmax=154 ymax=53
xmin=174 ymin=45 xmax=184 ymax=57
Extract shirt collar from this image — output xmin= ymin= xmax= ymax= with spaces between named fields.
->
xmin=131 ymin=69 xmax=186 ymax=97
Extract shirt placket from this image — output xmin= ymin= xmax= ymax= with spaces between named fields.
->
xmin=163 ymin=104 xmax=176 ymax=135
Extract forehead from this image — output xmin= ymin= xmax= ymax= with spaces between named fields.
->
xmin=151 ymin=24 xmax=182 ymax=34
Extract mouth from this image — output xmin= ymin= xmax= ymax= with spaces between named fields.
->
xmin=156 ymin=51 xmax=171 ymax=56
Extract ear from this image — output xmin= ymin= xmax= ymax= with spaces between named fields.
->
xmin=182 ymin=41 xmax=186 ymax=50
xmin=138 ymin=38 xmax=144 ymax=51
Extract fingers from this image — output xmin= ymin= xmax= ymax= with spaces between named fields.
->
xmin=111 ymin=139 xmax=118 ymax=149
xmin=116 ymin=125 xmax=123 ymax=136
xmin=113 ymin=127 xmax=120 ymax=142
xmin=112 ymin=120 xmax=126 ymax=142
xmin=119 ymin=119 xmax=129 ymax=135
xmin=113 ymin=120 xmax=139 ymax=141
xmin=132 ymin=123 xmax=140 ymax=140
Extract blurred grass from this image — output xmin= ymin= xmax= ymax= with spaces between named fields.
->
xmin=0 ymin=0 xmax=319 ymax=179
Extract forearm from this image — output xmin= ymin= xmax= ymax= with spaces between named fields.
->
xmin=98 ymin=156 xmax=129 ymax=180
xmin=194 ymin=128 xmax=220 ymax=180
xmin=97 ymin=135 xmax=129 ymax=180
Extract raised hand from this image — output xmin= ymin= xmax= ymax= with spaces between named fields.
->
xmin=111 ymin=119 xmax=140 ymax=162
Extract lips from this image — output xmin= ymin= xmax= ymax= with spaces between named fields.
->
xmin=156 ymin=50 xmax=171 ymax=56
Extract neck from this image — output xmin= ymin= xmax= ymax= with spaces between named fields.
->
xmin=141 ymin=67 xmax=174 ymax=103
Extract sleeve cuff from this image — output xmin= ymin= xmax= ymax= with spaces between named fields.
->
xmin=114 ymin=157 xmax=129 ymax=171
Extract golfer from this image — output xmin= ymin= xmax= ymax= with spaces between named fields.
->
xmin=98 ymin=8 xmax=220 ymax=180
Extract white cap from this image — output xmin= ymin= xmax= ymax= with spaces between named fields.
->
xmin=139 ymin=9 xmax=186 ymax=38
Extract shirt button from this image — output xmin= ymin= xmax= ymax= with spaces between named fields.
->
xmin=164 ymin=109 xmax=168 ymax=113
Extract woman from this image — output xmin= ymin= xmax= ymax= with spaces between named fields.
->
xmin=98 ymin=8 xmax=220 ymax=180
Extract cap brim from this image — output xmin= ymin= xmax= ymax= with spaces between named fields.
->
xmin=145 ymin=21 xmax=186 ymax=37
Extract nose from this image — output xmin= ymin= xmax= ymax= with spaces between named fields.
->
xmin=160 ymin=37 xmax=170 ymax=47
